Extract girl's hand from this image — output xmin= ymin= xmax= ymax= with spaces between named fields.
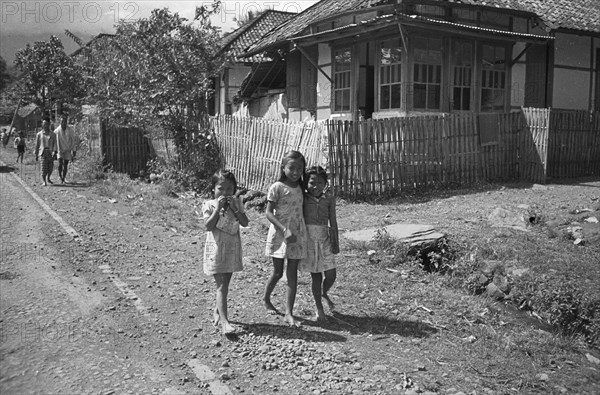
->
xmin=330 ymin=229 xmax=339 ymax=254
xmin=283 ymin=227 xmax=297 ymax=243
xmin=216 ymin=195 xmax=229 ymax=210
xmin=229 ymin=197 xmax=240 ymax=212
xmin=331 ymin=240 xmax=340 ymax=254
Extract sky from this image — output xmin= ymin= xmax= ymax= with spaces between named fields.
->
xmin=0 ymin=0 xmax=318 ymax=65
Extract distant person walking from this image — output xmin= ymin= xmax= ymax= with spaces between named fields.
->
xmin=35 ymin=118 xmax=57 ymax=186
xmin=263 ymin=150 xmax=308 ymax=327
xmin=1 ymin=128 xmax=9 ymax=149
xmin=54 ymin=113 xmax=78 ymax=184
xmin=14 ymin=131 xmax=27 ymax=163
xmin=202 ymin=170 xmax=249 ymax=335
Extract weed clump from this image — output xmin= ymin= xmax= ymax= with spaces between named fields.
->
xmin=511 ymin=275 xmax=600 ymax=346
xmin=370 ymin=228 xmax=462 ymax=272
xmin=72 ymin=152 xmax=111 ymax=182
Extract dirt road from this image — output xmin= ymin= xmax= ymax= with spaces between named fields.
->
xmin=0 ymin=158 xmax=230 ymax=394
xmin=2 ymin=145 xmax=599 ymax=395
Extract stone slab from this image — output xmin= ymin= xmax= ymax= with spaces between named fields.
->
xmin=344 ymin=223 xmax=445 ymax=245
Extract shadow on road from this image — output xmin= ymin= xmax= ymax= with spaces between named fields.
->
xmin=301 ymin=312 xmax=439 ymax=339
xmin=0 ymin=164 xmax=16 ymax=173
xmin=233 ymin=322 xmax=347 ymax=342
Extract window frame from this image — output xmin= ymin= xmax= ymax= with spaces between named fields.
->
xmin=331 ymin=46 xmax=354 ymax=113
xmin=479 ymin=41 xmax=510 ymax=113
xmin=410 ymin=35 xmax=444 ymax=112
xmin=450 ymin=39 xmax=475 ymax=112
xmin=376 ymin=37 xmax=405 ymax=112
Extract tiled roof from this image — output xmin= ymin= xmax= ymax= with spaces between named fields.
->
xmin=17 ymin=103 xmax=40 ymax=118
xmin=429 ymin=0 xmax=600 ymax=32
xmin=245 ymin=0 xmax=600 ymax=55
xmin=218 ymin=10 xmax=296 ymax=60
xmin=245 ymin=0 xmax=376 ymax=53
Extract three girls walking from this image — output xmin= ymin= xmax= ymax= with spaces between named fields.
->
xmin=203 ymin=151 xmax=339 ymax=333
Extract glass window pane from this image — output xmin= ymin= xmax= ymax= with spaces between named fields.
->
xmin=430 ymin=85 xmax=441 ymax=109
xmin=334 ymin=91 xmax=343 ymax=111
xmin=391 ymin=85 xmax=401 ymax=108
xmin=342 ymin=90 xmax=350 ymax=111
xmin=414 ymin=84 xmax=426 ymax=108
xmin=380 ymin=86 xmax=390 ymax=109
xmin=453 ymin=87 xmax=462 ymax=110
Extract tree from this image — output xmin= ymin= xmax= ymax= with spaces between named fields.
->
xmin=81 ymin=6 xmax=226 ymax=184
xmin=0 ymin=56 xmax=12 ymax=92
xmin=14 ymin=35 xmax=85 ymax=115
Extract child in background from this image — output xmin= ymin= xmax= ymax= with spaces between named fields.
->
xmin=299 ymin=166 xmax=339 ymax=322
xmin=14 ymin=132 xmax=26 ymax=163
xmin=203 ymin=170 xmax=249 ymax=334
xmin=1 ymin=129 xmax=9 ymax=149
xmin=264 ymin=150 xmax=308 ymax=327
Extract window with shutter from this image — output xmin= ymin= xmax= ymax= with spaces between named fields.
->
xmin=287 ymin=51 xmax=301 ymax=108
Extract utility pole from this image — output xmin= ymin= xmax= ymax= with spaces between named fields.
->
xmin=8 ymin=98 xmax=22 ymax=136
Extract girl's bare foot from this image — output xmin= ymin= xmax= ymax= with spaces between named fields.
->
xmin=323 ymin=294 xmax=335 ymax=311
xmin=221 ymin=322 xmax=238 ymax=335
xmin=264 ymin=301 xmax=279 ymax=315
xmin=315 ymin=310 xmax=327 ymax=322
xmin=212 ymin=308 xmax=220 ymax=328
xmin=284 ymin=314 xmax=302 ymax=327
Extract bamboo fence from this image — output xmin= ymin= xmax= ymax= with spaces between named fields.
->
xmin=201 ymin=109 xmax=600 ymax=196
xmin=326 ymin=112 xmax=530 ymax=196
xmin=545 ymin=110 xmax=600 ymax=178
xmin=211 ymin=115 xmax=327 ymax=191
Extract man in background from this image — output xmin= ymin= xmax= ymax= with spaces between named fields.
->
xmin=54 ymin=113 xmax=78 ymax=184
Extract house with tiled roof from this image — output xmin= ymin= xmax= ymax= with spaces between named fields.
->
xmin=212 ymin=9 xmax=296 ymax=117
xmin=13 ymin=103 xmax=42 ymax=134
xmin=241 ymin=0 xmax=600 ymax=121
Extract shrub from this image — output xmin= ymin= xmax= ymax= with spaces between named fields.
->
xmin=72 ymin=152 xmax=111 ymax=183
xmin=95 ymin=172 xmax=138 ymax=198
xmin=511 ymin=275 xmax=600 ymax=346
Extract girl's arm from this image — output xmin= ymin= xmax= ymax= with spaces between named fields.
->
xmin=229 ymin=197 xmax=249 ymax=227
xmin=204 ymin=196 xmax=227 ymax=231
xmin=265 ymin=201 xmax=295 ymax=241
xmin=35 ymin=133 xmax=40 ymax=159
xmin=329 ymin=197 xmax=340 ymax=254
xmin=265 ymin=201 xmax=285 ymax=232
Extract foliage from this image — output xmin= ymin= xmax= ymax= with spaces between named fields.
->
xmin=371 ymin=228 xmax=462 ymax=272
xmin=72 ymin=152 xmax=111 ymax=183
xmin=511 ymin=275 xmax=600 ymax=346
xmin=95 ymin=173 xmax=138 ymax=199
xmin=79 ymin=6 xmax=226 ymax=182
xmin=14 ymin=36 xmax=85 ymax=114
xmin=0 ymin=56 xmax=12 ymax=92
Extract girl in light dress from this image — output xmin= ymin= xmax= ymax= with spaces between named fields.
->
xmin=263 ymin=150 xmax=308 ymax=327
xmin=203 ymin=170 xmax=249 ymax=334
xmin=299 ymin=166 xmax=339 ymax=322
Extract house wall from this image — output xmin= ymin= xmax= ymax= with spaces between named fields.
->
xmin=315 ymin=43 xmax=332 ymax=120
xmin=552 ymin=33 xmax=593 ymax=110
xmin=510 ymin=17 xmax=530 ymax=108
xmin=248 ymin=91 xmax=288 ymax=120
xmin=511 ymin=42 xmax=527 ymax=108
xmin=217 ymin=64 xmax=251 ymax=114
xmin=282 ymin=10 xmax=597 ymax=120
